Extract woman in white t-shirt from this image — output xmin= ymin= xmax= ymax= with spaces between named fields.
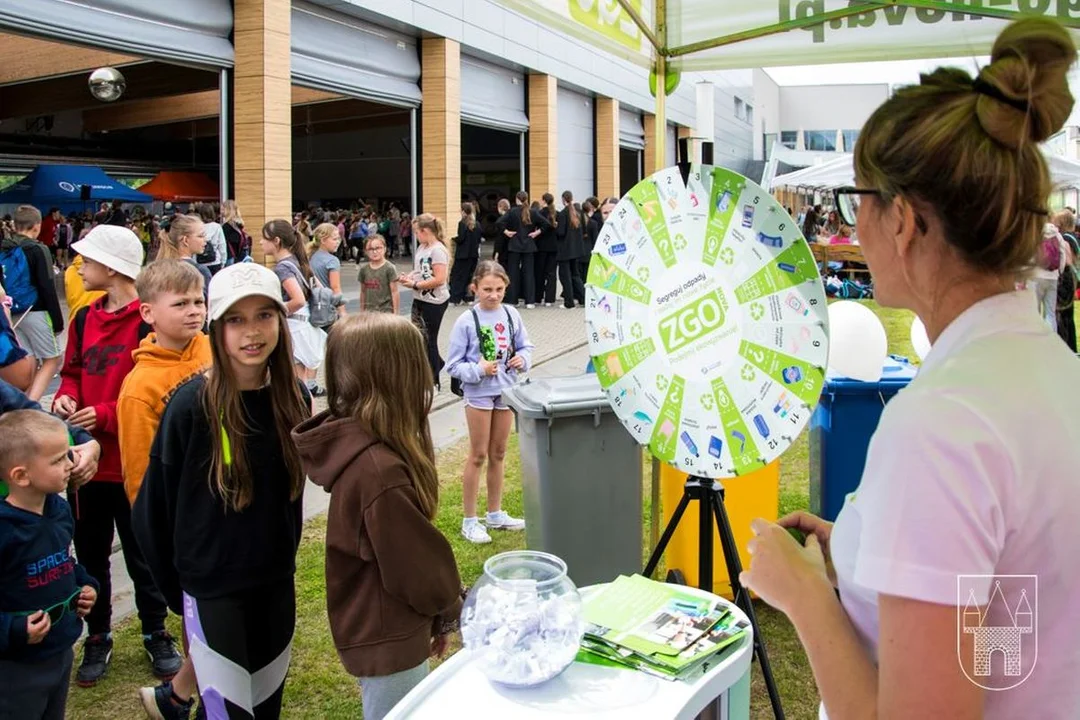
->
xmin=398 ymin=213 xmax=450 ymax=391
xmin=740 ymin=19 xmax=1080 ymax=720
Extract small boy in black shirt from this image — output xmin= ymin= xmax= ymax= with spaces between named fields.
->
xmin=0 ymin=410 xmax=98 ymax=719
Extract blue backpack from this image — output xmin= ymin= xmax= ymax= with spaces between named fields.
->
xmin=0 ymin=245 xmax=38 ymax=314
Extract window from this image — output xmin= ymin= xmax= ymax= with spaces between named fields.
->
xmin=804 ymin=130 xmax=837 ymax=152
xmin=733 ymin=96 xmax=752 ymax=124
xmin=842 ymin=130 xmax=860 ymax=151
xmin=780 ymin=131 xmax=798 ymax=149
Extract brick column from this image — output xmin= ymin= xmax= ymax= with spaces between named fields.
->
xmin=421 ymin=38 xmax=461 ymax=232
xmin=527 ymin=74 xmax=557 ymax=200
xmin=233 ymin=0 xmax=292 ymax=264
xmin=595 ymin=97 xmax=620 ymax=200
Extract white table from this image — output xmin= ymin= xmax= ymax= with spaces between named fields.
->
xmin=385 ymin=583 xmax=753 ymax=720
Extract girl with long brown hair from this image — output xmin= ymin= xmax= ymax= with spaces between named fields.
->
xmin=293 ymin=313 xmax=462 ymax=718
xmin=533 ymin=193 xmax=560 ymax=306
xmin=449 ymin=203 xmax=482 ymax=304
xmin=499 ymin=191 xmax=551 ymax=307
xmin=261 ymin=219 xmax=328 ymax=396
xmin=556 ymin=191 xmax=587 ymax=308
xmin=133 ymin=263 xmax=312 ymax=720
xmin=398 ymin=213 xmax=450 ymax=390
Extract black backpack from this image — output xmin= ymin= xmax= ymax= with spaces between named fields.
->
xmin=450 ymin=306 xmax=515 ymax=397
xmin=73 ymin=305 xmax=153 ymax=356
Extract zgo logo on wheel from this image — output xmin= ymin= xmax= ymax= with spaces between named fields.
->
xmin=584 ymin=164 xmax=829 ymax=479
xmin=658 ymin=289 xmax=728 ymax=354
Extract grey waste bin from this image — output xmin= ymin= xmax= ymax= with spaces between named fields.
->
xmin=502 ymin=374 xmax=642 ymax=587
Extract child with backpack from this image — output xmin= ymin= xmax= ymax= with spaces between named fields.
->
xmin=133 ymin=263 xmax=312 ymax=720
xmin=49 ymin=226 xmax=182 ymax=688
xmin=0 ymin=410 xmax=99 ymax=720
xmin=445 ymin=260 xmax=533 ymax=544
xmin=292 ymin=313 xmax=463 ymax=720
xmin=0 ymin=205 xmax=66 ymax=402
xmin=260 ymin=220 xmax=328 ymax=397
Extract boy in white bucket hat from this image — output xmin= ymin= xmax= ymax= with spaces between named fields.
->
xmin=52 ymin=224 xmax=183 ymax=687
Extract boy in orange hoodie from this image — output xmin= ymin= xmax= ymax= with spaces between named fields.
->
xmin=116 ymin=259 xmax=210 ymax=720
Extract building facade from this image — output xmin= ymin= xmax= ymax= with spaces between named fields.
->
xmin=0 ymin=0 xmax=756 ymax=257
xmin=752 ymin=71 xmax=889 ymax=161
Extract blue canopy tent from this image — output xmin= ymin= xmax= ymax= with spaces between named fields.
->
xmin=0 ymin=164 xmax=152 ymax=215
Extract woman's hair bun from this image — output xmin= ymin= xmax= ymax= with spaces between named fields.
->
xmin=976 ymin=17 xmax=1076 ymax=149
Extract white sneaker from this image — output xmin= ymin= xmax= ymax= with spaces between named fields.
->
xmin=486 ymin=511 xmax=526 ymax=531
xmin=461 ymin=522 xmax=492 ymax=544
xmin=525 ymin=304 xmax=536 ymax=309
xmin=543 ymin=302 xmax=553 ymax=308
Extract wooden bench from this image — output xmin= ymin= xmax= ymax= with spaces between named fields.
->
xmin=809 ymin=242 xmax=871 ymax=280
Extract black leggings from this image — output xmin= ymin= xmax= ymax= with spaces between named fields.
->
xmin=558 ymin=259 xmax=585 ymax=308
xmin=533 ymin=251 xmax=557 ymax=304
xmin=184 ymin=583 xmax=295 ymax=720
xmin=68 ymin=482 xmax=168 ymax=636
xmin=449 ymin=257 xmax=478 ymax=303
xmin=506 ymin=252 xmax=535 ymax=306
xmin=411 ymin=300 xmax=448 ymax=388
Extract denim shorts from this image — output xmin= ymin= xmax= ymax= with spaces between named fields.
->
xmin=465 ymin=394 xmax=508 ymax=411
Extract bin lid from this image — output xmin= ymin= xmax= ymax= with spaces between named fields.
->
xmin=501 ymin=374 xmax=612 ymax=419
xmin=824 ymin=355 xmax=919 ymax=395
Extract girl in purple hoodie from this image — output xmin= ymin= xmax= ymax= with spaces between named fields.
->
xmin=445 ymin=261 xmax=534 ymax=545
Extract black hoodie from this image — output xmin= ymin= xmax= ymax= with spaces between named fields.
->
xmin=0 ymin=494 xmax=97 ymax=662
xmin=132 ymin=376 xmax=309 ymax=614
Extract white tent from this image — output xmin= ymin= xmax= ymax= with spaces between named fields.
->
xmin=494 ymin=1 xmax=1080 ymax=169
xmin=770 ymin=152 xmax=1080 ymax=191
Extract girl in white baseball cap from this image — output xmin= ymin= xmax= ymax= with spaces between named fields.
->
xmin=132 ymin=262 xmax=312 ymax=719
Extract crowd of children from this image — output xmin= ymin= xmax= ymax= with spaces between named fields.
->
xmin=0 ymin=199 xmax=540 ymax=719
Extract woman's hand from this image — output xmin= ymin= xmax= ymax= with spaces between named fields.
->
xmin=478 ymin=359 xmax=498 ymax=377
xmin=507 ymin=355 xmax=525 ymax=371
xmin=779 ymin=510 xmax=836 ymax=585
xmin=740 ymin=517 xmax=834 ymax=617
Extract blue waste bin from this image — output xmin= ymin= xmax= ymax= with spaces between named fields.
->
xmin=808 ymin=356 xmax=918 ymax=522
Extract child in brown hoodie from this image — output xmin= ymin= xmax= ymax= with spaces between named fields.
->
xmin=293 ymin=312 xmax=462 ymax=720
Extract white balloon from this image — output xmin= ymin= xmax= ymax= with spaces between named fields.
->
xmin=910 ymin=316 xmax=931 ymax=361
xmin=827 ymin=301 xmax=888 ymax=381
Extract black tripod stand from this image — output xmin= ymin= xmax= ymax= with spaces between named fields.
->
xmin=644 ymin=475 xmax=785 ymax=720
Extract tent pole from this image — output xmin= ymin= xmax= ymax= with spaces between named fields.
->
xmin=653 ymin=0 xmax=667 ymax=172
xmin=218 ymin=68 xmax=230 ymax=205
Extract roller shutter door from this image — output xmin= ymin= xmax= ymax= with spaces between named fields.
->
xmin=0 ymin=0 xmax=233 ymax=67
xmin=291 ymin=2 xmax=421 ymax=107
xmin=557 ymin=85 xmax=594 ymax=200
xmin=461 ymin=55 xmax=528 ymax=132
xmin=619 ymin=107 xmax=645 ymax=150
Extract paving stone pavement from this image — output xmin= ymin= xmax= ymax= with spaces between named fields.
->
xmin=53 ymin=257 xmax=595 ymax=625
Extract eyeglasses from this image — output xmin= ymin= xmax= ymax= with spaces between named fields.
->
xmin=833 ymin=187 xmax=881 ymax=226
xmin=17 ymin=588 xmax=81 ymax=624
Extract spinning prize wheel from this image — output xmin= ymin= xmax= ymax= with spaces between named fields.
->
xmin=585 ymin=164 xmax=830 ymax=479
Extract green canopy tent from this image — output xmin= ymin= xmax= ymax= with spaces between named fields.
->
xmin=496 ymin=1 xmax=1080 ymax=171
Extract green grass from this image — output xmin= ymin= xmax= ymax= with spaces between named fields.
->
xmin=63 ymin=300 xmax=931 ymax=719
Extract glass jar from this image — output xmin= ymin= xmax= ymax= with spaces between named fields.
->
xmin=460 ymin=551 xmax=584 ymax=687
